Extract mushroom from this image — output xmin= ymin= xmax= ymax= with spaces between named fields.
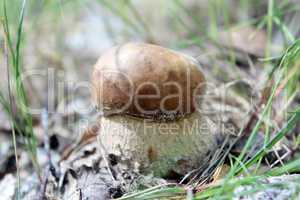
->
xmin=92 ymin=42 xmax=219 ymax=177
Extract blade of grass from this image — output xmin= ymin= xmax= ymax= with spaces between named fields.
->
xmin=266 ymin=0 xmax=274 ymax=58
xmin=125 ymin=0 xmax=155 ymax=42
xmin=4 ymin=28 xmax=21 ymax=200
xmin=12 ymin=0 xmax=38 ymax=173
xmin=118 ymin=184 xmax=185 ymax=200
xmin=214 ymin=36 xmax=300 ymax=198
xmin=273 ymin=16 xmax=295 ymax=43
xmin=233 ymin=38 xmax=300 ymax=175
xmin=267 ymin=156 xmax=300 ymax=176
xmin=1 ymin=0 xmax=40 ymax=179
xmin=2 ymin=0 xmax=15 ymax=61
xmin=97 ymin=0 xmax=142 ymax=35
xmin=195 ymin=176 xmax=262 ymax=199
xmin=236 ymin=108 xmax=300 ymax=174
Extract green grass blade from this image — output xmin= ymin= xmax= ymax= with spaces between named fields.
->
xmin=236 ymin=109 xmax=300 ymax=174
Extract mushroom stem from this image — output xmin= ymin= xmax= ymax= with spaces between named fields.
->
xmin=98 ymin=112 xmax=218 ymax=176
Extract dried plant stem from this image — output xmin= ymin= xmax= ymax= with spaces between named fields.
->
xmin=97 ymin=135 xmax=117 ymax=182
xmin=38 ymin=109 xmax=51 ymax=200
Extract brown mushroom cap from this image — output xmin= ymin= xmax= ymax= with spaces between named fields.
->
xmin=92 ymin=42 xmax=205 ymax=121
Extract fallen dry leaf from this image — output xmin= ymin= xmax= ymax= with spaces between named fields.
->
xmin=62 ymin=166 xmax=121 ymax=200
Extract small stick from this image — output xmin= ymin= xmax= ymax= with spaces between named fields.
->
xmin=38 ymin=109 xmax=53 ymax=200
xmin=97 ymin=135 xmax=117 ymax=182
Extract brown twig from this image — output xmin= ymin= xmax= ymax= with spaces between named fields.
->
xmin=243 ymin=79 xmax=274 ymax=135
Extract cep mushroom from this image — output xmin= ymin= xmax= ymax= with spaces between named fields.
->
xmin=92 ymin=42 xmax=219 ymax=177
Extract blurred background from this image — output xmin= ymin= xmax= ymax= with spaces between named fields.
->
xmin=2 ymin=0 xmax=299 ymax=120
